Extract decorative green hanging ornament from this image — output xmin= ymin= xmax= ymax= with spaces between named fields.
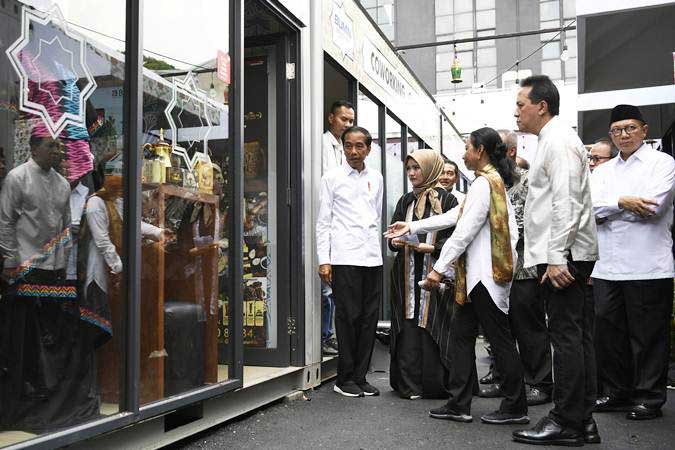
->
xmin=451 ymin=45 xmax=462 ymax=84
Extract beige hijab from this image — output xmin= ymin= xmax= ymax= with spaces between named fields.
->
xmin=406 ymin=149 xmax=445 ymax=219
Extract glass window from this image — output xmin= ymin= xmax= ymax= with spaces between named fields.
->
xmin=540 ymin=0 xmax=560 ymax=21
xmin=454 ymin=31 xmax=474 ymax=51
xmin=360 ymin=0 xmax=377 ymax=8
xmin=476 ymin=0 xmax=495 ymax=10
xmin=566 ymin=36 xmax=577 ymax=58
xmin=477 ymin=29 xmax=496 ymax=48
xmin=563 ymin=0 xmax=575 ymax=19
xmin=436 ymin=71 xmax=452 ymax=90
xmin=477 ymin=47 xmax=496 ymax=67
xmin=542 ymin=59 xmax=562 ymax=80
xmin=564 ymin=57 xmax=578 ymax=79
xmin=383 ymin=113 xmax=403 ymax=321
xmin=477 ymin=66 xmax=498 ymax=85
xmin=454 ymin=0 xmax=473 ymax=13
xmin=436 ymin=51 xmax=453 ymax=71
xmin=455 ymin=12 xmax=474 ymax=32
xmin=140 ymin=0 xmax=231 ymax=405
xmin=435 ymin=15 xmax=453 ymax=35
xmin=542 ymin=40 xmax=561 ymax=59
xmin=0 ymin=0 xmax=127 ymax=444
xmin=436 ymin=0 xmax=453 ymax=16
xmin=457 ymin=50 xmax=474 ymax=68
xmin=357 ymin=92 xmax=382 ymax=173
xmin=476 ymin=9 xmax=496 ymax=29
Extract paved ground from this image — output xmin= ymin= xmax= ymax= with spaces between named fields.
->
xmin=169 ymin=343 xmax=675 ymax=450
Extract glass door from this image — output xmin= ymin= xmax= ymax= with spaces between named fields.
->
xmin=241 ymin=37 xmax=291 ymax=367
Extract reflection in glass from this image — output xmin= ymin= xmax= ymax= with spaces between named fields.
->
xmin=383 ymin=114 xmax=404 ymax=320
xmin=139 ymin=0 xmax=231 ymax=405
xmin=0 ymin=0 xmax=126 ymax=444
xmin=357 ymin=92 xmax=381 ymax=173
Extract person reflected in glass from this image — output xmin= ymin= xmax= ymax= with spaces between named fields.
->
xmin=77 ymin=155 xmax=171 ymax=401
xmin=0 ymin=133 xmax=99 ymax=432
xmin=388 ymin=149 xmax=458 ymax=400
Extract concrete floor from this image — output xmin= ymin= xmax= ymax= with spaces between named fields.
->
xmin=169 ymin=343 xmax=675 ymax=450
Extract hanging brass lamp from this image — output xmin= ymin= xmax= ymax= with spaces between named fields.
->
xmin=451 ymin=44 xmax=462 ymax=84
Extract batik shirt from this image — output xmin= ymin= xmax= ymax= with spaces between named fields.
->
xmin=508 ymin=167 xmax=537 ymax=280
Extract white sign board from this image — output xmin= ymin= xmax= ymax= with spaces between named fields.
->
xmin=331 ymin=1 xmax=355 ymax=60
xmin=362 ymin=39 xmax=413 ymax=101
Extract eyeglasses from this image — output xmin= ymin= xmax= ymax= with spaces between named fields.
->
xmin=609 ymin=124 xmax=642 ymax=137
xmin=588 ymin=155 xmax=612 ymax=163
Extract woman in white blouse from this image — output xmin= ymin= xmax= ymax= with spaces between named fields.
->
xmin=385 ymin=127 xmax=526 ymax=425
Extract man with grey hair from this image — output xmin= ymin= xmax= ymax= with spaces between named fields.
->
xmin=589 ymin=138 xmax=618 ymax=172
xmin=500 ymin=129 xmax=553 ymax=407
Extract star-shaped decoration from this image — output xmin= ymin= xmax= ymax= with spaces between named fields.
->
xmin=5 ymin=4 xmax=97 ymax=138
xmin=33 ymin=35 xmax=77 ymax=106
xmin=164 ymin=71 xmax=214 ymax=170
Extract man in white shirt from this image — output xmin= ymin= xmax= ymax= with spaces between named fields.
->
xmin=591 ymin=104 xmax=675 ymax=421
xmin=438 ymin=157 xmax=465 ymax=205
xmin=511 ymin=76 xmax=600 ymax=447
xmin=588 ymin=139 xmax=617 ymax=172
xmin=316 ymin=126 xmax=383 ymax=398
xmin=320 ymin=100 xmax=355 ymax=356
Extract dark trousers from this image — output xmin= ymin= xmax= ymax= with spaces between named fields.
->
xmin=538 ymin=261 xmax=596 ymax=432
xmin=593 ymin=278 xmax=673 ymax=409
xmin=332 ymin=265 xmax=382 ymax=386
xmin=509 ymin=278 xmax=553 ymax=391
xmin=446 ymin=282 xmax=527 ymax=415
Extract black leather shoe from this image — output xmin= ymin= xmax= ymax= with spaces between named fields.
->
xmin=594 ymin=396 xmax=632 ymax=412
xmin=480 ymin=370 xmax=498 ymax=385
xmin=478 ymin=383 xmax=503 ymax=398
xmin=626 ymin=404 xmax=662 ymax=420
xmin=429 ymin=403 xmax=472 ymax=422
xmin=512 ymin=417 xmax=584 ymax=447
xmin=583 ymin=417 xmax=601 ymax=444
xmin=526 ymin=387 xmax=552 ymax=406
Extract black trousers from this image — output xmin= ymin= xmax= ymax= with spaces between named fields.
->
xmin=446 ymin=282 xmax=527 ymax=415
xmin=593 ymin=278 xmax=673 ymax=409
xmin=332 ymin=265 xmax=382 ymax=386
xmin=538 ymin=261 xmax=596 ymax=432
xmin=509 ymin=278 xmax=553 ymax=391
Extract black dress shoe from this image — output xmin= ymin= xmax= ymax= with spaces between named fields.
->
xmin=594 ymin=396 xmax=632 ymax=412
xmin=626 ymin=404 xmax=662 ymax=421
xmin=526 ymin=387 xmax=552 ymax=406
xmin=512 ymin=417 xmax=584 ymax=447
xmin=583 ymin=417 xmax=601 ymax=444
xmin=429 ymin=403 xmax=472 ymax=422
xmin=480 ymin=370 xmax=498 ymax=385
xmin=478 ymin=384 xmax=503 ymax=398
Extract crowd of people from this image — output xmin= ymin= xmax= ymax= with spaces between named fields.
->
xmin=316 ymin=75 xmax=674 ymax=447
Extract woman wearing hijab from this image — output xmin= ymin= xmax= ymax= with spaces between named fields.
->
xmin=386 ymin=128 xmax=527 ymax=425
xmin=388 ymin=149 xmax=459 ymax=399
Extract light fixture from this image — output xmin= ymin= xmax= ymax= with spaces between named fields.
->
xmin=560 ymin=44 xmax=569 ymax=62
xmin=451 ymin=44 xmax=462 ymax=84
xmin=514 ymin=61 xmax=520 ymax=85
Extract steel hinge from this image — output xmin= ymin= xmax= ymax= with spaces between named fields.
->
xmin=287 ymin=316 xmax=297 ymax=335
xmin=286 ymin=63 xmax=296 ymax=80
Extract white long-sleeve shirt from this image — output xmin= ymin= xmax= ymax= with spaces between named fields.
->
xmin=67 ymin=182 xmax=90 ymax=280
xmin=322 ymin=130 xmax=343 ymax=175
xmin=524 ymin=116 xmax=598 ymax=267
xmin=85 ymin=196 xmax=162 ymax=294
xmin=591 ymin=144 xmax=675 ymax=280
xmin=409 ymin=176 xmax=518 ymax=313
xmin=316 ymin=163 xmax=383 ymax=267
